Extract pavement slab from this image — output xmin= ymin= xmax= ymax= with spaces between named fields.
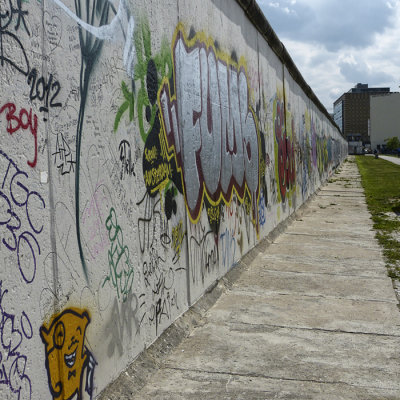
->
xmin=160 ymin=324 xmax=400 ymax=390
xmin=101 ymin=157 xmax=400 ymax=399
xmin=130 ymin=370 xmax=400 ymax=400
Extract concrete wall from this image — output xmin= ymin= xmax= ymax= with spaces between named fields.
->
xmin=0 ymin=0 xmax=347 ymax=399
xmin=370 ymin=93 xmax=400 ymax=151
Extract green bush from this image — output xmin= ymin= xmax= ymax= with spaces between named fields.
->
xmin=384 ymin=136 xmax=400 ymax=151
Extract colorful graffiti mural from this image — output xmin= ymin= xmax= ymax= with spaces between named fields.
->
xmin=273 ymin=96 xmax=296 ymax=203
xmin=159 ymin=25 xmax=261 ymax=229
xmin=0 ymin=1 xmax=347 ymax=399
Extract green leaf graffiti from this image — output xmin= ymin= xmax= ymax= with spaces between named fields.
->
xmin=114 ymin=81 xmax=134 ymax=132
xmin=113 ymin=16 xmax=172 ymax=142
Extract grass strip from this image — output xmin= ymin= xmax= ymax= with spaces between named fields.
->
xmin=355 ymin=156 xmax=400 ymax=279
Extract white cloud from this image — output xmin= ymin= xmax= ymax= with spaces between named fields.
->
xmin=261 ymin=0 xmax=396 ymax=51
xmin=257 ymin=0 xmax=400 ymax=112
xmin=338 ymin=58 xmax=393 ymax=86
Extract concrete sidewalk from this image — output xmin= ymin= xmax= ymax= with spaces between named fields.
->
xmin=102 ymin=158 xmax=400 ymax=400
xmin=379 ymin=155 xmax=400 ymax=166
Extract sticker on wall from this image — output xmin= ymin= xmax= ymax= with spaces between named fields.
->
xmin=40 ymin=308 xmax=96 ymax=400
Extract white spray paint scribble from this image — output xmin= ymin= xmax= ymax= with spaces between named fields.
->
xmin=51 ymin=0 xmax=136 ymax=77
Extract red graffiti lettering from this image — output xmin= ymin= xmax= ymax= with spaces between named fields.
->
xmin=0 ymin=103 xmax=38 ymax=168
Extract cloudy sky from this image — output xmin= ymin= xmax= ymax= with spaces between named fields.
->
xmin=256 ymin=0 xmax=400 ymax=112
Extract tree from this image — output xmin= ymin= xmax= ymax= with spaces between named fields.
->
xmin=384 ymin=136 xmax=400 ymax=151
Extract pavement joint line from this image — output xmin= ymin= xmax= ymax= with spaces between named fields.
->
xmin=219 ymin=320 xmax=400 ymax=338
xmin=286 ymin=230 xmax=374 ymax=235
xmin=283 ymin=236 xmax=377 ymax=242
xmin=263 ymin=252 xmax=385 ymax=262
xmin=320 ymin=190 xmax=364 ymax=193
xmin=261 ymin=255 xmax=386 ymax=265
xmin=282 ymin=236 xmax=380 ymax=247
xmin=278 ymin=235 xmax=380 ymax=249
xmin=252 ymin=267 xmax=392 ymax=281
xmin=268 ymin=242 xmax=383 ymax=253
xmin=230 ymin=288 xmax=398 ymax=305
xmin=271 ymin=237 xmax=378 ymax=242
xmin=162 ymin=366 xmax=398 ymax=391
xmin=283 ymin=232 xmax=377 ymax=241
xmin=320 ymin=192 xmax=365 ymax=194
xmin=316 ymin=194 xmax=365 ymax=198
xmin=261 ymin=260 xmax=386 ymax=268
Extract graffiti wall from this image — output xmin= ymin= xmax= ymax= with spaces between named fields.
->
xmin=0 ymin=0 xmax=347 ymax=398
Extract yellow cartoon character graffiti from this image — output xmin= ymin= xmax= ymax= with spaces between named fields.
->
xmin=40 ymin=308 xmax=96 ymax=400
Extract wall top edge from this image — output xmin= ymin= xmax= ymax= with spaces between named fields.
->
xmin=235 ymin=0 xmax=342 ymax=135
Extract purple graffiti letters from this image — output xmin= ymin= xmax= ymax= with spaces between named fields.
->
xmin=0 ymin=149 xmax=45 ymax=284
xmin=0 ymin=281 xmax=32 ymax=400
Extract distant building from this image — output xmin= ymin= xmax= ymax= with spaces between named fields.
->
xmin=333 ymin=83 xmax=390 ymax=145
xmin=347 ymin=133 xmax=363 ymax=155
xmin=370 ymin=92 xmax=400 ymax=152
